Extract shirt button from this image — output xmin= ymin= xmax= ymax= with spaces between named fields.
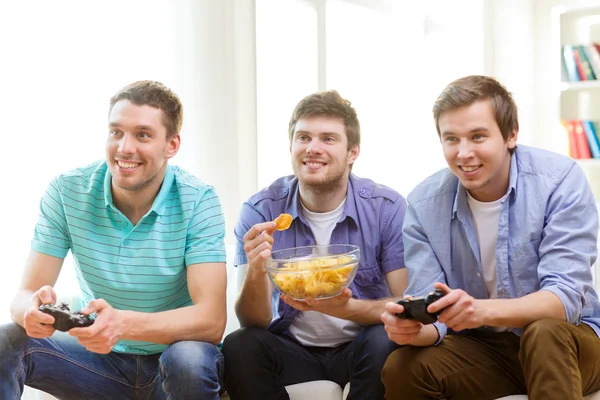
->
xmin=372 ymin=276 xmax=380 ymax=284
xmin=477 ymin=272 xmax=481 ymax=277
xmin=359 ymin=189 xmax=366 ymax=194
xmin=124 ymin=240 xmax=130 ymax=246
xmin=304 ymin=239 xmax=310 ymax=245
xmin=283 ymin=188 xmax=289 ymax=194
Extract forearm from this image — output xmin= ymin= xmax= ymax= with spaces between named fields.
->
xmin=482 ymin=290 xmax=566 ymax=328
xmin=342 ymin=297 xmax=400 ymax=325
xmin=10 ymin=290 xmax=35 ymax=327
xmin=235 ymin=269 xmax=273 ymax=328
xmin=122 ymin=304 xmax=226 ymax=345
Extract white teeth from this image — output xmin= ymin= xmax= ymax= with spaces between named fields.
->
xmin=461 ymin=166 xmax=479 ymax=172
xmin=118 ymin=161 xmax=139 ymax=169
xmin=306 ymin=162 xmax=324 ymax=167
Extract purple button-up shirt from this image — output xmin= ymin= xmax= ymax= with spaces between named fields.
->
xmin=234 ymin=174 xmax=407 ymax=334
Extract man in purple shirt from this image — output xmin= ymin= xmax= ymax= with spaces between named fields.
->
xmin=381 ymin=75 xmax=600 ymax=399
xmin=222 ymin=90 xmax=407 ymax=400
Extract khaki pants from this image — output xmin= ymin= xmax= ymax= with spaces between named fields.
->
xmin=382 ymin=319 xmax=600 ymax=400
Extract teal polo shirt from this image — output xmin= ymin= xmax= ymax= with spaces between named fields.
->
xmin=31 ymin=161 xmax=226 ymax=354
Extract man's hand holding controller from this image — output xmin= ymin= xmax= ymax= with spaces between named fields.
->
xmin=23 ymin=285 xmax=59 ymax=339
xmin=381 ymin=287 xmax=448 ymax=346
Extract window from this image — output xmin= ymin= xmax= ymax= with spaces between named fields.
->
xmin=256 ymin=0 xmax=486 ymax=196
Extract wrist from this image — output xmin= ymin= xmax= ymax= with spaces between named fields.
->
xmin=247 ymin=262 xmax=268 ymax=278
xmin=477 ymin=299 xmax=494 ymax=326
xmin=338 ymin=297 xmax=358 ymax=320
xmin=119 ymin=310 xmax=137 ymax=337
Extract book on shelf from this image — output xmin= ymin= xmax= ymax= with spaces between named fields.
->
xmin=562 ymin=43 xmax=600 ymax=82
xmin=563 ymin=119 xmax=597 ymax=159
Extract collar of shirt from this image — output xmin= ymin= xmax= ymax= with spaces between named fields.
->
xmin=282 ymin=174 xmax=362 ymax=229
xmin=103 ymin=162 xmax=175 ymax=216
xmin=451 ymin=152 xmax=519 ymax=222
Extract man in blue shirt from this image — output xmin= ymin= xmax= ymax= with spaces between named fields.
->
xmin=223 ymin=90 xmax=407 ymax=400
xmin=381 ymin=75 xmax=600 ymax=399
xmin=0 ymin=81 xmax=227 ymax=399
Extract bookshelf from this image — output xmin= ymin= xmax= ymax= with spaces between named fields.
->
xmin=556 ymin=5 xmax=600 ymax=201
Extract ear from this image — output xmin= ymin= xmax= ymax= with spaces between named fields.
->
xmin=166 ymin=134 xmax=181 ymax=159
xmin=348 ymin=145 xmax=360 ymax=165
xmin=507 ymin=128 xmax=518 ymax=150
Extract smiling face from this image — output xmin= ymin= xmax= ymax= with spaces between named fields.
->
xmin=106 ymin=99 xmax=180 ymax=194
xmin=439 ymin=99 xmax=517 ymax=202
xmin=290 ymin=115 xmax=359 ymax=189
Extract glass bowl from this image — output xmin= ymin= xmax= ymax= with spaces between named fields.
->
xmin=266 ymin=244 xmax=360 ymax=301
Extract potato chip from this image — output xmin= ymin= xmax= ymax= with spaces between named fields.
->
xmin=274 ymin=213 xmax=293 ymax=230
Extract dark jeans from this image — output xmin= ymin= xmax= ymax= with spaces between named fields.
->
xmin=222 ymin=324 xmax=398 ymax=400
xmin=0 ymin=323 xmax=224 ymax=400
xmin=382 ymin=319 xmax=600 ymax=400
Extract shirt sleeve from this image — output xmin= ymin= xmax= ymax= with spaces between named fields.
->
xmin=537 ymin=163 xmax=598 ymax=324
xmin=403 ymin=201 xmax=449 ymax=344
xmin=233 ymin=201 xmax=268 ymax=267
xmin=380 ymin=195 xmax=408 ymax=273
xmin=185 ymin=188 xmax=227 ymax=265
xmin=31 ymin=177 xmax=71 ymax=258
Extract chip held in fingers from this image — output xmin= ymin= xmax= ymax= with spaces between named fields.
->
xmin=274 ymin=213 xmax=293 ymax=231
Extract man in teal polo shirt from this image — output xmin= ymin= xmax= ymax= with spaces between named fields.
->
xmin=0 ymin=81 xmax=227 ymax=399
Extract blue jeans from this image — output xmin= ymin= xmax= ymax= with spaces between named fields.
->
xmin=0 ymin=323 xmax=224 ymax=400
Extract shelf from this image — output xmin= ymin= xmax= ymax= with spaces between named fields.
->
xmin=557 ymin=7 xmax=600 ymax=202
xmin=561 ymin=80 xmax=600 ymax=91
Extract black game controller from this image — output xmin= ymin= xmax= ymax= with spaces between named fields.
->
xmin=396 ymin=289 xmax=446 ymax=324
xmin=39 ymin=303 xmax=94 ymax=331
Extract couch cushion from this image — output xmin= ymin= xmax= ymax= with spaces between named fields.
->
xmin=220 ymin=380 xmax=345 ymax=400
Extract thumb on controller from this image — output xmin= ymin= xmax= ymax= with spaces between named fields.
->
xmin=82 ymin=298 xmax=109 ymax=315
xmin=38 ymin=286 xmax=56 ymax=305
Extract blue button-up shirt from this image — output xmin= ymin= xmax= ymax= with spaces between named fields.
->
xmin=404 ymin=145 xmax=600 ymax=342
xmin=234 ymin=174 xmax=407 ymax=334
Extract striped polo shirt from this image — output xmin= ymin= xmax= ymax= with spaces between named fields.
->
xmin=31 ymin=161 xmax=226 ymax=355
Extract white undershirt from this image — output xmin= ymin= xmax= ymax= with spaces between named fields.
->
xmin=288 ymin=197 xmax=361 ymax=347
xmin=466 ymin=192 xmax=502 ymax=299
xmin=467 ymin=192 xmax=510 ymax=332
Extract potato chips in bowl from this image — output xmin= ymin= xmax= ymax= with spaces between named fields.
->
xmin=267 ymin=244 xmax=360 ymax=300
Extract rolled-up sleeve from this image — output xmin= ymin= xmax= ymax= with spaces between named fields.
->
xmin=380 ymin=196 xmax=408 ymax=274
xmin=538 ymin=164 xmax=598 ymax=324
xmin=31 ymin=178 xmax=71 ymax=258
xmin=233 ymin=201 xmax=268 ymax=267
xmin=403 ymin=202 xmax=449 ymax=344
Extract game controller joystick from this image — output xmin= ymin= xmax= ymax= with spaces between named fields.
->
xmin=39 ymin=303 xmax=94 ymax=331
xmin=396 ymin=289 xmax=446 ymax=324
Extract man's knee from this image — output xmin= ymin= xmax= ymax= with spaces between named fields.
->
xmin=521 ymin=319 xmax=571 ymax=350
xmin=222 ymin=327 xmax=271 ymax=362
xmin=160 ymin=341 xmax=222 ymax=380
xmin=354 ymin=325 xmax=399 ymax=363
xmin=382 ymin=346 xmax=439 ymax=397
xmin=0 ymin=323 xmax=28 ymax=353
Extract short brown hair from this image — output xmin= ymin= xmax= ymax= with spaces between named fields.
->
xmin=109 ymin=80 xmax=183 ymax=138
xmin=288 ymin=90 xmax=360 ymax=150
xmin=433 ymin=75 xmax=518 ymax=154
